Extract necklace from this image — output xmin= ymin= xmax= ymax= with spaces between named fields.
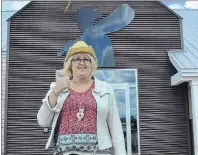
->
xmin=72 ymin=90 xmax=92 ymax=122
xmin=77 ymin=101 xmax=85 ymax=121
xmin=70 ymin=80 xmax=93 ymax=121
xmin=77 ymin=98 xmax=91 ymax=121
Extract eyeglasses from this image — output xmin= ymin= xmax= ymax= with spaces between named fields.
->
xmin=72 ymin=58 xmax=91 ymax=63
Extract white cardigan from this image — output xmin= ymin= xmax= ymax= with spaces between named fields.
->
xmin=37 ymin=77 xmax=126 ymax=155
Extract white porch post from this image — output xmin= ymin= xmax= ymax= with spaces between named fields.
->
xmin=190 ymin=80 xmax=198 ymax=155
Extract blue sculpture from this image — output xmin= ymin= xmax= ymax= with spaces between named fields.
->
xmin=57 ymin=4 xmax=135 ymax=67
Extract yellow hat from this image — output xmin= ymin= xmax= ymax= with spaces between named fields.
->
xmin=64 ymin=41 xmax=98 ymax=65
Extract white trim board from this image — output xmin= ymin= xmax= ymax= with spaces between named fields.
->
xmin=171 ymin=71 xmax=198 ymax=86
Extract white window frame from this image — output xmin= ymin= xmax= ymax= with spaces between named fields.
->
xmin=112 ymin=83 xmax=132 ymax=155
xmin=94 ymin=69 xmax=140 ymax=155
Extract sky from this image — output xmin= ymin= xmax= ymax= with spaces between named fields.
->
xmin=162 ymin=0 xmax=198 ymax=9
xmin=1 ymin=0 xmax=198 ymax=11
xmin=1 ymin=0 xmax=198 ymax=52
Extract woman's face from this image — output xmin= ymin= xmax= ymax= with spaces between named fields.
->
xmin=71 ymin=53 xmax=92 ymax=78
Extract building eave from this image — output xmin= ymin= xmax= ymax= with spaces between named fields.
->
xmin=168 ymin=49 xmax=198 ymax=86
xmin=171 ymin=71 xmax=198 ymax=86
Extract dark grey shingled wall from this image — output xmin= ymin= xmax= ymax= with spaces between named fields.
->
xmin=5 ymin=1 xmax=190 ymax=155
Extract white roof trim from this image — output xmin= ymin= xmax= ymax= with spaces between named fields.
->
xmin=171 ymin=71 xmax=198 ymax=86
xmin=168 ymin=49 xmax=198 ymax=86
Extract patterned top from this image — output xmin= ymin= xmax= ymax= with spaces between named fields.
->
xmin=53 ymin=80 xmax=112 ymax=155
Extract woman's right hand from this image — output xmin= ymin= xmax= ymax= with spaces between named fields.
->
xmin=53 ymin=76 xmax=71 ymax=95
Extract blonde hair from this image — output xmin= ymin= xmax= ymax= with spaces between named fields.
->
xmin=63 ymin=53 xmax=97 ymax=79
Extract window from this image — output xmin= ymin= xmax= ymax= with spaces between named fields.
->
xmin=94 ymin=69 xmax=139 ymax=155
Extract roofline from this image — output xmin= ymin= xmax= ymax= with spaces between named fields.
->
xmin=171 ymin=72 xmax=198 ymax=86
xmin=7 ymin=1 xmax=33 ymax=22
xmin=157 ymin=1 xmax=183 ymax=19
xmin=168 ymin=51 xmax=198 ymax=71
xmin=168 ymin=50 xmax=198 ymax=86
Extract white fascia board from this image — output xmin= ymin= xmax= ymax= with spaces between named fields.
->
xmin=171 ymin=70 xmax=198 ymax=86
xmin=181 ymin=69 xmax=198 ymax=75
xmin=171 ymin=72 xmax=185 ymax=86
xmin=169 ymin=50 xmax=198 ymax=86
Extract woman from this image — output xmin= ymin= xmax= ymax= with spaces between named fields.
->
xmin=37 ymin=41 xmax=126 ymax=155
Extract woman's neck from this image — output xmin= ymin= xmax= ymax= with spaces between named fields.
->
xmin=72 ymin=76 xmax=91 ymax=85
